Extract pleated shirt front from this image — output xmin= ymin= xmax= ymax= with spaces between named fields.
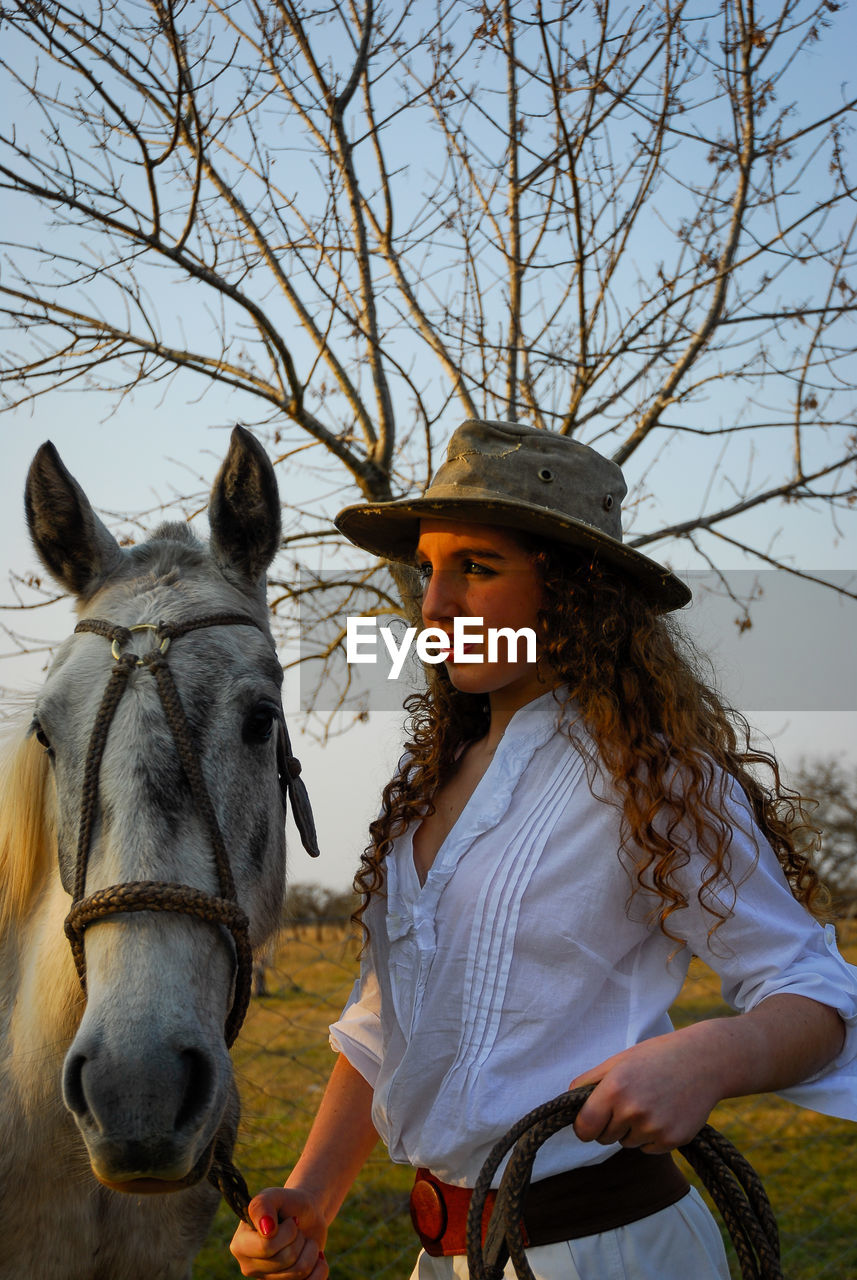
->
xmin=330 ymin=690 xmax=857 ymax=1186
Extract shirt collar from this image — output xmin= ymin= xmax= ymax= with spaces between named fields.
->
xmin=495 ymin=684 xmax=573 ymax=747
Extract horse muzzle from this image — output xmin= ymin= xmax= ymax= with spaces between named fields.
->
xmin=91 ymin=1133 xmax=221 ymax=1195
xmin=62 ymin=1017 xmax=232 ymax=1191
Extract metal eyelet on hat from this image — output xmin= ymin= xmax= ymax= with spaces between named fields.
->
xmin=538 ymin=467 xmax=554 ymax=482
xmin=603 ymin=493 xmax=614 ymax=511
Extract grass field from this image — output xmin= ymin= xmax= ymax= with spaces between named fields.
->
xmin=194 ymin=924 xmax=857 ymax=1280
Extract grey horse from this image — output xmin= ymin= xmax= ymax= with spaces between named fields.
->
xmin=0 ymin=427 xmax=309 ymax=1278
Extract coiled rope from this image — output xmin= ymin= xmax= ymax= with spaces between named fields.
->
xmin=466 ymin=1085 xmax=783 ymax=1280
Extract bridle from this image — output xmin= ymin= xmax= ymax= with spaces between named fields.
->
xmin=64 ymin=611 xmax=319 ymax=1219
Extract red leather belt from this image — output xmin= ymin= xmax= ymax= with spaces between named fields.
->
xmin=410 ymin=1148 xmax=691 ymax=1257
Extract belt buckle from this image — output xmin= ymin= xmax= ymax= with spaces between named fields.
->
xmin=410 ymin=1177 xmax=448 ymax=1247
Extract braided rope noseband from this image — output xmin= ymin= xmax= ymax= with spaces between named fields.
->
xmin=66 ymin=612 xmax=287 ymax=1222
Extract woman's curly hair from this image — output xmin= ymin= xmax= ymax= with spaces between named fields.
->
xmin=353 ymin=539 xmax=827 ymax=941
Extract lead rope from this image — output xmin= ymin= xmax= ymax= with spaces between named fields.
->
xmin=209 ymin=1134 xmax=253 ymax=1224
xmin=67 ymin=614 xmax=283 ymax=1226
xmin=466 ymin=1085 xmax=782 ymax=1280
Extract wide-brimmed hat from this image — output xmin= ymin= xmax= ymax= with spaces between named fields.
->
xmin=335 ymin=419 xmax=690 ymax=611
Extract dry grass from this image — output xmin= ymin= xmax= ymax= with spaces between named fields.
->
xmin=195 ymin=924 xmax=857 ymax=1279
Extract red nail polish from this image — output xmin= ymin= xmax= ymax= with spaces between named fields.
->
xmin=259 ymin=1215 xmax=276 ymax=1237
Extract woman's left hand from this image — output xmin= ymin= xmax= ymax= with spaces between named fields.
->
xmin=569 ymin=1026 xmax=723 ymax=1154
xmin=571 ymin=995 xmax=846 ymax=1155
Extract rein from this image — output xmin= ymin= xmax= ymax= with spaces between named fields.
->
xmin=467 ymin=1085 xmax=783 ymax=1280
xmin=66 ymin=612 xmax=317 ymax=1222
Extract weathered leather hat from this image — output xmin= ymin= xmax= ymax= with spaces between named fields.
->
xmin=335 ymin=419 xmax=690 ymax=611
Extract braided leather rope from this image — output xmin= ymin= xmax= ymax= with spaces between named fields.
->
xmin=64 ymin=882 xmax=253 ymax=1047
xmin=466 ymin=1085 xmax=782 ymax=1280
xmin=64 ymin=613 xmax=287 ymax=1224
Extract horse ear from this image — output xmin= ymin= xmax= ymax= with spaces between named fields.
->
xmin=25 ymin=442 xmax=123 ymax=597
xmin=209 ymin=426 xmax=281 ymax=585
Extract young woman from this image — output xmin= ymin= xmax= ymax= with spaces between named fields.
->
xmin=231 ymin=419 xmax=857 ymax=1280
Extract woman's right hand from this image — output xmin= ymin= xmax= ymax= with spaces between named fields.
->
xmin=230 ymin=1053 xmax=379 ymax=1278
xmin=230 ymin=1186 xmax=328 ymax=1279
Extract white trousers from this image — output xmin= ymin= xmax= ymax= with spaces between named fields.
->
xmin=407 ymin=1187 xmax=730 ymax=1280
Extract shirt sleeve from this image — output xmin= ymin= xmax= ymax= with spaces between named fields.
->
xmin=329 ymin=963 xmax=384 ymax=1088
xmin=666 ymin=770 xmax=857 ymax=1121
xmin=327 ymin=789 xmax=398 ymax=1090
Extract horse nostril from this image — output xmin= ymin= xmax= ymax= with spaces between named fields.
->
xmin=62 ymin=1051 xmax=92 ymax=1124
xmin=174 ymin=1048 xmax=214 ymax=1134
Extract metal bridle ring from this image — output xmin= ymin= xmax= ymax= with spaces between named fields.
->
xmin=111 ymin=623 xmax=171 ymax=664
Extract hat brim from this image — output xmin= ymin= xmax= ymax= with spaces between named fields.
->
xmin=334 ymin=494 xmax=691 ymax=611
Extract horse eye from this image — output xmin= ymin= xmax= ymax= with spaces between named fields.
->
xmin=31 ymin=720 xmax=54 ymax=757
xmin=243 ymin=702 xmax=278 ymax=744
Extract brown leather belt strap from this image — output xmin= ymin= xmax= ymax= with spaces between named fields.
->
xmin=410 ymin=1148 xmax=691 ymax=1257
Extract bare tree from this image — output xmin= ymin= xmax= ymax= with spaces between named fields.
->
xmin=1 ymin=0 xmax=856 ymax=718
xmin=792 ymin=757 xmax=857 ymax=913
xmin=286 ymin=882 xmax=360 ymax=939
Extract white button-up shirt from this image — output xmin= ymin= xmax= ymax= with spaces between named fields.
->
xmin=330 ymin=690 xmax=857 ymax=1186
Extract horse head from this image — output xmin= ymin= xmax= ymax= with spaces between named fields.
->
xmin=22 ymin=426 xmax=306 ymax=1199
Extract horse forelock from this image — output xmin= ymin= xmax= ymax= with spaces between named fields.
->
xmin=81 ymin=524 xmax=271 ymax=631
xmin=147 ymin=520 xmax=202 ymax=546
xmin=95 ymin=527 xmax=205 ymax=592
xmin=0 ymin=708 xmax=57 ymax=936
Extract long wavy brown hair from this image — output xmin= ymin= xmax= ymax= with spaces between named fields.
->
xmin=354 ymin=537 xmax=827 ymax=941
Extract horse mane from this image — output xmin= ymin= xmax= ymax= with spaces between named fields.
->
xmin=0 ymin=709 xmax=56 ymax=935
